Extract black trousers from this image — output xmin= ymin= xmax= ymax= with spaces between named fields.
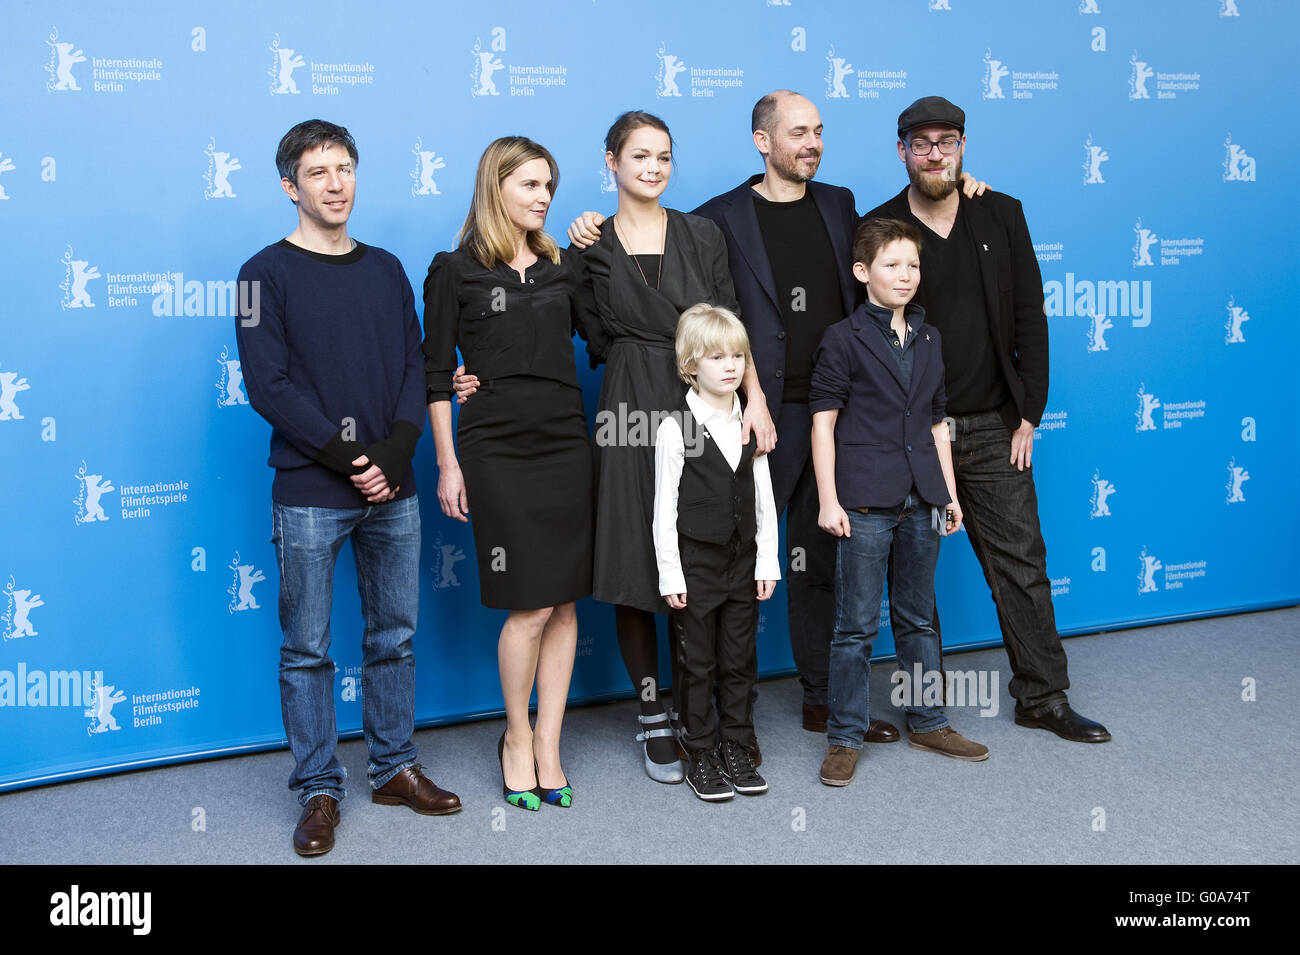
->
xmin=671 ymin=534 xmax=760 ymax=754
xmin=768 ymin=401 xmax=837 ymax=706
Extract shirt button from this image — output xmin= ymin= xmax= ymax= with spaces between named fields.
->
xmin=906 ymin=444 xmax=913 ymax=452
xmin=528 ymin=278 xmax=534 ymax=284
xmin=775 ymin=370 xmax=783 ymax=379
xmin=777 ymin=331 xmax=786 ymax=340
xmin=905 ymin=410 xmax=912 ymax=417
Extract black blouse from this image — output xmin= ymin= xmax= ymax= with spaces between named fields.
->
xmin=421 ymin=247 xmax=607 ymax=403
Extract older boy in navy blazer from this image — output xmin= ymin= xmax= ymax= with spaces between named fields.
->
xmin=809 ymin=218 xmax=989 ymax=787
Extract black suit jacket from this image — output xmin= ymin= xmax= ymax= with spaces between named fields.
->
xmin=692 ymin=175 xmax=860 ymax=427
xmin=809 ymin=303 xmax=950 ymax=509
xmin=865 ymin=187 xmax=1049 ymax=430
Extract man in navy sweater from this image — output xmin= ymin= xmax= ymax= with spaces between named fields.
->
xmin=237 ymin=120 xmax=461 ymax=858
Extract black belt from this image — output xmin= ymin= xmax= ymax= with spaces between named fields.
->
xmin=612 ymin=336 xmax=674 ymax=350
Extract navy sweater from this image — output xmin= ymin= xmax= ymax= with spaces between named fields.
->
xmin=235 ymin=240 xmax=425 ymax=507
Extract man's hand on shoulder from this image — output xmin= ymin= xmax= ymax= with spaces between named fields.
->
xmin=741 ymin=394 xmax=777 ymax=456
xmin=567 ymin=212 xmax=605 ymax=249
xmin=960 ymin=171 xmax=991 ymax=198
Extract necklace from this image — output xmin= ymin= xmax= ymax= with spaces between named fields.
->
xmin=614 ymin=208 xmax=665 ymax=288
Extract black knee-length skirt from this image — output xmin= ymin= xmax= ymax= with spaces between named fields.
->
xmin=457 ymin=375 xmax=594 ymax=610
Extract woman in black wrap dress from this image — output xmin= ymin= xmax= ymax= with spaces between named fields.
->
xmin=579 ymin=113 xmax=740 ymax=783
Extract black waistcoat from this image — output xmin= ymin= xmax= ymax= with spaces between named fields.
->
xmin=675 ymin=400 xmax=757 ymax=546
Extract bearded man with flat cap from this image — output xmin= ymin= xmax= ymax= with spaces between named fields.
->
xmin=865 ymin=95 xmax=1110 ymax=743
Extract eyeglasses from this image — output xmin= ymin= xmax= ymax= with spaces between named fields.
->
xmin=906 ymin=136 xmax=961 ymax=157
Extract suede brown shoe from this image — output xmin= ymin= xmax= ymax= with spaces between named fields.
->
xmin=819 ymin=745 xmax=860 ymax=787
xmin=293 ymin=794 xmax=340 ymax=857
xmin=372 ymin=765 xmax=462 ymax=815
xmin=908 ymin=726 xmax=990 ymax=761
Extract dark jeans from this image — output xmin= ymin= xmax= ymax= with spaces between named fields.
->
xmin=945 ymin=410 xmax=1070 ymax=708
xmin=769 ymin=401 xmax=837 ymax=706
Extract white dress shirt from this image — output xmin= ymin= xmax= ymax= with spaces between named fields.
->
xmin=653 ymin=388 xmax=781 ymax=597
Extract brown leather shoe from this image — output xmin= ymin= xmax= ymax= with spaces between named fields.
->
xmin=819 ymin=745 xmax=860 ymax=787
xmin=802 ymin=702 xmax=829 ymax=732
xmin=372 ymin=765 xmax=462 ymax=815
xmin=293 ymin=794 xmax=340 ymax=857
xmin=804 ymin=704 xmax=899 ymax=744
xmin=864 ymin=719 xmax=900 ymax=743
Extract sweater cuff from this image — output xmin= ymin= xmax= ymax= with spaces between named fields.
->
xmin=314 ymin=431 xmax=366 ymax=476
xmin=364 ymin=420 xmax=421 ymax=486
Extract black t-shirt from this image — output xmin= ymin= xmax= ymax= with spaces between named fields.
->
xmin=752 ymin=191 xmax=844 ymax=404
xmin=906 ymin=206 xmax=1010 ymax=416
xmin=630 ymin=253 xmax=663 ymax=291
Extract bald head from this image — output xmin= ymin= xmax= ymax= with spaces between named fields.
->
xmin=752 ymin=90 xmax=810 ymax=134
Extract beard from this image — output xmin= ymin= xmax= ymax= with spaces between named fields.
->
xmin=908 ymin=154 xmax=962 ymax=200
xmin=770 ymin=141 xmax=822 ymax=184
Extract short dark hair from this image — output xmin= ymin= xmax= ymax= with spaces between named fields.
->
xmin=604 ymin=110 xmax=674 ymax=158
xmin=751 ymin=89 xmax=800 ymax=134
xmin=853 ymin=218 xmax=923 ymax=268
xmin=275 ymin=119 xmax=358 ymax=184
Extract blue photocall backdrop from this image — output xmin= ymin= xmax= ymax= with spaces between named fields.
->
xmin=2 ymin=0 xmax=1296 ymax=791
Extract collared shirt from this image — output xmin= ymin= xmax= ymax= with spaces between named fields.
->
xmin=863 ymin=298 xmax=918 ymax=394
xmin=652 ymin=388 xmax=781 ymax=596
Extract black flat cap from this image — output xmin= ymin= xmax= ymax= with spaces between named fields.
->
xmin=897 ymin=96 xmax=965 ymax=140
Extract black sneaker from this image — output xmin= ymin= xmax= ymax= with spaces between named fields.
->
xmin=719 ymin=740 xmax=768 ymax=795
xmin=686 ymin=748 xmax=734 ymax=802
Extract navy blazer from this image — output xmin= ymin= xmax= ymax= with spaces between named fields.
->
xmin=809 ymin=302 xmax=951 ymax=509
xmin=865 ymin=187 xmax=1048 ymax=431
xmin=692 ymin=176 xmax=860 ymax=425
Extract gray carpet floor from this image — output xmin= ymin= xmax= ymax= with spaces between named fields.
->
xmin=2 ymin=607 xmax=1296 ymax=865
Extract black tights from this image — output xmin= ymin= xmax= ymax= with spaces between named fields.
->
xmin=614 ymin=605 xmax=681 ymax=714
xmin=615 ymin=605 xmax=682 ymax=762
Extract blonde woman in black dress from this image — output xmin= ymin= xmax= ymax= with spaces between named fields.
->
xmin=454 ymin=117 xmax=746 ymax=784
xmin=423 ymin=137 xmax=605 ymax=811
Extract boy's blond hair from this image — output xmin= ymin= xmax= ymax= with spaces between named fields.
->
xmin=674 ymin=303 xmax=751 ymax=387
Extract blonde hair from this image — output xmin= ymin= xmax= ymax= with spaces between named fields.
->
xmin=458 ymin=136 xmax=561 ymax=270
xmin=675 ymin=303 xmax=751 ymax=387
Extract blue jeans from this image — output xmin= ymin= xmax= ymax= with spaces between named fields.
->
xmin=828 ymin=495 xmax=948 ymax=748
xmin=271 ymin=495 xmax=421 ymax=805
